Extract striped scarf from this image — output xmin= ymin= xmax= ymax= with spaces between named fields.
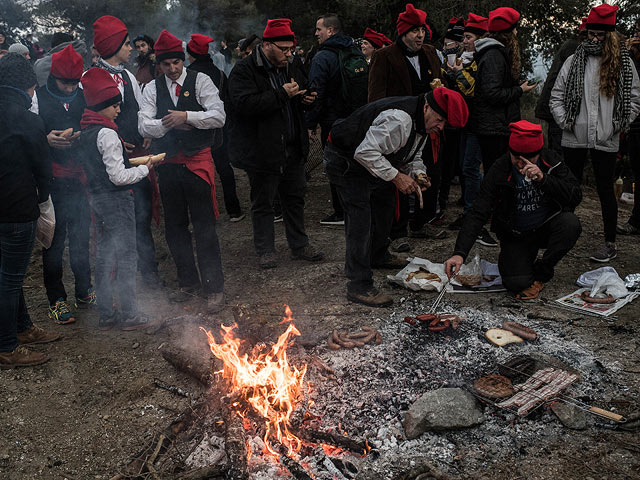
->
xmin=563 ymin=40 xmax=634 ymax=133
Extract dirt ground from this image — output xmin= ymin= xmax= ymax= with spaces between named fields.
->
xmin=1 ymin=167 xmax=638 ymax=480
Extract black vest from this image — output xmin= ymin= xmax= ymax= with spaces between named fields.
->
xmin=328 ymin=96 xmax=425 ymax=176
xmin=79 ymin=125 xmax=133 ymax=194
xmin=151 ymin=70 xmax=215 ymax=157
xmin=36 ymin=85 xmax=85 ymax=166
xmin=405 ymin=55 xmax=433 ymax=95
xmin=114 ymin=71 xmax=143 ymax=146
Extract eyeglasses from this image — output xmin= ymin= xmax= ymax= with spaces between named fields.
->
xmin=587 ymin=31 xmax=606 ymax=40
xmin=271 ymin=43 xmax=295 ymax=54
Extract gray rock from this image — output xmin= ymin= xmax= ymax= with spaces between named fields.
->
xmin=550 ymin=402 xmax=588 ymax=430
xmin=403 ymin=387 xmax=484 ymax=438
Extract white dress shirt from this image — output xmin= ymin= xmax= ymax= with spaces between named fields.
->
xmin=96 ymin=128 xmax=149 ymax=186
xmin=138 ymin=68 xmax=225 ymax=139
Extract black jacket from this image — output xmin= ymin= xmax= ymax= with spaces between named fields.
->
xmin=227 ymin=46 xmax=310 ymax=174
xmin=453 ymin=148 xmax=582 ymax=260
xmin=470 ymin=38 xmax=522 ymax=136
xmin=0 ymin=86 xmax=51 ymax=223
xmin=535 ymin=38 xmax=580 ymax=121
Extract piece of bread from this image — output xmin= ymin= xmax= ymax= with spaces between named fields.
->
xmin=406 ymin=271 xmax=441 ymax=282
xmin=485 ymin=328 xmax=523 ymax=346
xmin=61 ymin=127 xmax=73 ymax=138
xmin=128 ymin=153 xmax=166 ymax=166
xmin=474 ymin=374 xmax=514 ymax=398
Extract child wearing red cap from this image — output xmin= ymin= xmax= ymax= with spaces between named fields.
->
xmin=444 ymin=120 xmax=582 ymax=301
xmin=550 ymin=3 xmax=640 ymax=263
xmin=361 ymin=28 xmax=392 ymax=63
xmin=30 ymin=44 xmax=95 ymax=325
xmin=79 ymin=67 xmax=152 ymax=331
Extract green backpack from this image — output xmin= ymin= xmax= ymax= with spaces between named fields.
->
xmin=325 ymin=45 xmax=369 ymax=116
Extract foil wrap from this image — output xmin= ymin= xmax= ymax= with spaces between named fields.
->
xmin=624 ymin=273 xmax=640 ymax=289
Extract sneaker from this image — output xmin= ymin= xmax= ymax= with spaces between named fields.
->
xmin=230 ymin=212 xmax=246 ymax=222
xmin=320 ymin=213 xmax=345 ymax=226
xmin=273 ymin=214 xmax=283 ymax=223
xmin=428 ymin=211 xmax=446 ymax=226
xmin=616 ymin=221 xmax=639 ymax=235
xmin=121 ymin=314 xmax=151 ymax=331
xmin=207 ymin=292 xmax=225 ymax=313
xmin=98 ymin=313 xmax=119 ymax=331
xmin=476 ymin=228 xmax=498 ymax=247
xmin=590 ymin=242 xmax=617 ymax=263
xmin=48 ymin=299 xmax=75 ymax=325
xmin=75 ymin=288 xmax=97 ymax=308
xmin=449 ymin=214 xmax=465 ymax=231
xmin=17 ymin=326 xmax=61 ymax=345
xmin=291 ymin=244 xmax=324 ymax=262
xmin=259 ymin=252 xmax=277 ymax=269
xmin=0 ymin=346 xmax=49 ymax=369
xmin=169 ymin=286 xmax=200 ymax=303
xmin=347 ymin=288 xmax=393 ymax=307
xmin=410 ymin=224 xmax=447 ymax=239
xmin=390 ymin=237 xmax=410 ymax=253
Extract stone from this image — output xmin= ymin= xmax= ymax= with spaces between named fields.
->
xmin=403 ymin=387 xmax=484 ymax=439
xmin=550 ymin=402 xmax=588 ymax=430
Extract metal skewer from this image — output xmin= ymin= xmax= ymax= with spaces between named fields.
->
xmin=428 ymin=272 xmax=458 ymax=313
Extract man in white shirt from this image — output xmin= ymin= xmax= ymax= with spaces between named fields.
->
xmin=138 ymin=29 xmax=227 ymax=313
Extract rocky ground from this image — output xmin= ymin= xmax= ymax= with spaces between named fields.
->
xmin=1 ymin=165 xmax=638 ymax=480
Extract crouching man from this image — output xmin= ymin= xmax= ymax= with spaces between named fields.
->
xmin=444 ymin=120 xmax=582 ymax=300
xmin=325 ymin=88 xmax=469 ymax=307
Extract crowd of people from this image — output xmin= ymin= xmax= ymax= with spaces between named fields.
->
xmin=1 ymin=3 xmax=639 ymax=368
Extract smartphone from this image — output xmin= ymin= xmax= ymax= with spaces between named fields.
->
xmin=527 ymin=78 xmax=540 ymax=86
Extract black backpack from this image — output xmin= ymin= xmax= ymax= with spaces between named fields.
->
xmin=324 ymin=45 xmax=369 ymax=116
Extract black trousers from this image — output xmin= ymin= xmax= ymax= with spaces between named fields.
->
xmin=212 ymin=129 xmax=242 ymax=216
xmin=133 ymin=177 xmax=158 ymax=276
xmin=626 ymin=131 xmax=640 ymax=228
xmin=320 ymin=123 xmax=344 ymax=217
xmin=42 ymin=178 xmax=91 ymax=305
xmin=547 ymin=119 xmax=564 ymax=157
xmin=246 ymin=161 xmax=309 ymax=256
xmin=438 ymin=128 xmax=462 ymax=212
xmin=563 ymin=147 xmax=617 ymax=243
xmin=157 ymin=164 xmax=224 ymax=294
xmin=478 ymin=134 xmax=509 ymax=174
xmin=498 ymin=212 xmax=581 ymax=293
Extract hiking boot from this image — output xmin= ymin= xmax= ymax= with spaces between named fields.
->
xmin=273 ymin=214 xmax=283 ymax=223
xmin=476 ymin=228 xmax=498 ymax=247
xmin=291 ymin=244 xmax=324 ymax=262
xmin=121 ymin=314 xmax=151 ymax=331
xmin=169 ymin=286 xmax=200 ymax=303
xmin=0 ymin=346 xmax=49 ymax=369
xmin=259 ymin=252 xmax=277 ymax=269
xmin=390 ymin=237 xmax=410 ymax=253
xmin=516 ymin=280 xmax=545 ymax=301
xmin=75 ymin=288 xmax=97 ymax=308
xmin=48 ymin=299 xmax=75 ymax=325
xmin=616 ymin=221 xmax=639 ymax=235
xmin=320 ymin=213 xmax=344 ymax=226
xmin=590 ymin=242 xmax=617 ymax=263
xmin=449 ymin=214 xmax=465 ymax=231
xmin=229 ymin=212 xmax=246 ymax=222
xmin=207 ymin=292 xmax=225 ymax=313
xmin=98 ymin=313 xmax=119 ymax=331
xmin=347 ymin=288 xmax=393 ymax=307
xmin=372 ymin=253 xmax=408 ymax=270
xmin=17 ymin=326 xmax=61 ymax=345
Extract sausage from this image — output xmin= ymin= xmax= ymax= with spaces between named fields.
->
xmin=404 ymin=316 xmax=417 ymax=326
xmin=332 ymin=329 xmax=354 ymax=349
xmin=502 ymin=321 xmax=537 ymax=341
xmin=439 ymin=314 xmax=462 ymax=330
xmin=327 ymin=335 xmax=341 ymax=350
xmin=580 ymin=291 xmax=616 ymax=304
xmin=375 ymin=331 xmax=382 ymax=344
xmin=347 ymin=330 xmax=374 ymax=340
xmin=428 ymin=319 xmax=450 ymax=332
xmin=416 ymin=313 xmax=438 ymax=322
xmin=360 ymin=330 xmax=377 ymax=344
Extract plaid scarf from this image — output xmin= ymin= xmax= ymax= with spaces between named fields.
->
xmin=97 ymin=57 xmax=126 ymax=75
xmin=563 ymin=40 xmax=634 ymax=133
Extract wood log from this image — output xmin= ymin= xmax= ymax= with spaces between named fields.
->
xmin=279 ymin=453 xmax=313 ymax=480
xmin=292 ymin=427 xmax=369 ymax=454
xmin=171 ymin=465 xmax=226 ymax=479
xmin=160 ymin=344 xmax=213 ymax=387
xmin=223 ymin=405 xmax=249 ymax=480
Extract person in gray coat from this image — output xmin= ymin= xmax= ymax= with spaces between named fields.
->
xmin=550 ymin=4 xmax=640 ymax=263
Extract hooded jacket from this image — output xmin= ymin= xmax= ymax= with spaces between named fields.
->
xmin=470 ymin=38 xmax=522 ymax=136
xmin=33 ymin=40 xmax=88 ymax=87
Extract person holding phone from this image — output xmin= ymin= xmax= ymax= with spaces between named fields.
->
xmin=444 ymin=121 xmax=582 ymax=301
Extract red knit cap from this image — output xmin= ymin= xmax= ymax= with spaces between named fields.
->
xmin=188 ymin=34 xmax=214 ymax=56
xmin=426 ymin=88 xmax=469 ymax=129
xmin=509 ymin=120 xmax=543 ymax=154
xmin=363 ymin=28 xmax=392 ymax=49
xmin=488 ymin=7 xmax=520 ymax=33
xmin=51 ymin=44 xmax=83 ymax=81
xmin=81 ymin=67 xmax=121 ymax=111
xmin=397 ymin=4 xmax=428 ymax=37
xmin=155 ymin=30 xmax=185 ymax=62
xmin=263 ymin=19 xmax=295 ymax=42
xmin=464 ymin=13 xmax=488 ymax=35
xmin=586 ymin=4 xmax=618 ymax=32
xmin=93 ymin=15 xmax=128 ymax=59
xmin=579 ymin=17 xmax=588 ymax=31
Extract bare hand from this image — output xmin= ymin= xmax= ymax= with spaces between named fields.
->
xmin=414 ymin=172 xmax=431 ymax=190
xmin=47 ymin=130 xmax=72 ymax=149
xmin=122 ymin=141 xmax=135 ymax=153
xmin=162 ymin=110 xmax=188 ymax=129
xmin=142 ymin=138 xmax=152 ymax=150
xmin=392 ymin=172 xmax=421 ymax=195
xmin=444 ymin=255 xmax=464 ymax=278
xmin=282 ymin=78 xmax=300 ymax=98
xmin=519 ymin=156 xmax=543 ymax=182
xmin=145 ymin=156 xmax=155 ymax=170
xmin=520 ymin=81 xmax=537 ymax=93
xmin=448 ymin=61 xmax=463 ymax=72
xmin=302 ymin=91 xmax=317 ymax=105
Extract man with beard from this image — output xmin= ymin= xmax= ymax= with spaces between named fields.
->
xmin=132 ymin=34 xmax=157 ymax=87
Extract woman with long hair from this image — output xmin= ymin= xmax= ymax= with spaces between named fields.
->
xmin=551 ymin=4 xmax=640 ymax=262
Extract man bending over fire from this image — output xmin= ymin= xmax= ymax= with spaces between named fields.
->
xmin=444 ymin=120 xmax=582 ymax=300
xmin=324 ymin=88 xmax=468 ymax=307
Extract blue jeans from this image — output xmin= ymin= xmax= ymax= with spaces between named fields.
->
xmin=0 ymin=221 xmax=36 ymax=352
xmin=460 ymin=133 xmax=483 ymax=214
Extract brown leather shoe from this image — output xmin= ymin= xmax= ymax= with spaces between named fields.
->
xmin=16 ymin=326 xmax=61 ymax=345
xmin=347 ymin=288 xmax=393 ymax=307
xmin=0 ymin=346 xmax=50 ymax=369
xmin=516 ymin=281 xmax=545 ymax=301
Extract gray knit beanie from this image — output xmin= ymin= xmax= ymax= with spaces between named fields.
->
xmin=8 ymin=43 xmax=29 ymax=56
xmin=0 ymin=53 xmax=37 ymax=91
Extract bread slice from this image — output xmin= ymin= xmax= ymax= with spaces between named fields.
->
xmin=485 ymin=328 xmax=523 ymax=346
xmin=129 ymin=153 xmax=167 ymax=166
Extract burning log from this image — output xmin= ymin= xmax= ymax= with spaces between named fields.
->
xmin=160 ymin=344 xmax=213 ymax=387
xmin=222 ymin=405 xmax=249 ymax=480
xmin=292 ymin=427 xmax=369 ymax=455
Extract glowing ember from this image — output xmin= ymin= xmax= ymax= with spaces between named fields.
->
xmin=201 ymin=305 xmax=307 ymax=457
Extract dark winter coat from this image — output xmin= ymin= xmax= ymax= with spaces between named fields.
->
xmin=469 ymin=38 xmax=522 ymax=136
xmin=452 ymin=148 xmax=582 ymax=260
xmin=0 ymin=87 xmax=51 ymax=222
xmin=227 ymin=46 xmax=310 ymax=174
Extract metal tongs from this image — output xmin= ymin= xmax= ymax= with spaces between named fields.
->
xmin=428 ymin=271 xmax=458 ymax=313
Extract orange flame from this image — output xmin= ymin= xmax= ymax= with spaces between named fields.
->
xmin=280 ymin=304 xmax=294 ymax=324
xmin=201 ymin=307 xmax=307 ymax=458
